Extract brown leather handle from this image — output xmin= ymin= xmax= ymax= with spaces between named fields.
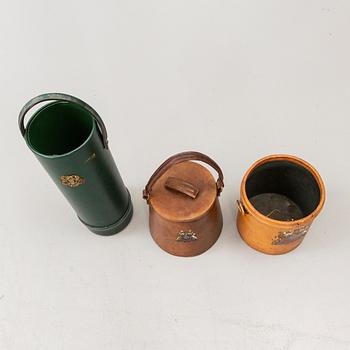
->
xmin=165 ymin=177 xmax=199 ymax=199
xmin=143 ymin=151 xmax=224 ymax=203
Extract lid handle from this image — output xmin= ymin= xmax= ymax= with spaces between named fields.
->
xmin=143 ymin=151 xmax=224 ymax=203
xmin=165 ymin=177 xmax=199 ymax=199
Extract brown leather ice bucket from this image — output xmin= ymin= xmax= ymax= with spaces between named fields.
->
xmin=236 ymin=155 xmax=325 ymax=255
xmin=143 ymin=151 xmax=224 ymax=257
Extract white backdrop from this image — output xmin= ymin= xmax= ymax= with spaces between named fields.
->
xmin=1 ymin=1 xmax=349 ymax=349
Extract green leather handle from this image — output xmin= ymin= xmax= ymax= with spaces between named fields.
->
xmin=18 ymin=93 xmax=109 ymax=149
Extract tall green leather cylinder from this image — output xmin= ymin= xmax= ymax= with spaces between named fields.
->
xmin=19 ymin=93 xmax=133 ymax=235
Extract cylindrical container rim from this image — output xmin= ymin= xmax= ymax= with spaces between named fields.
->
xmin=25 ymin=101 xmax=96 ymax=159
xmin=240 ymin=154 xmax=326 ymax=227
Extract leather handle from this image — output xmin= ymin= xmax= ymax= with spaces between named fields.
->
xmin=18 ymin=93 xmax=109 ymax=149
xmin=165 ymin=177 xmax=199 ymax=199
xmin=143 ymin=151 xmax=224 ymax=203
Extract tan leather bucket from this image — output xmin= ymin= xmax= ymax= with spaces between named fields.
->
xmin=143 ymin=151 xmax=224 ymax=257
xmin=236 ymin=155 xmax=325 ymax=255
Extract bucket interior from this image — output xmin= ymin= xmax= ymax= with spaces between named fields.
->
xmin=245 ymin=160 xmax=321 ymax=221
xmin=26 ymin=102 xmax=94 ymax=156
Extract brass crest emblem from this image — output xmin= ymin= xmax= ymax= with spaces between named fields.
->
xmin=176 ymin=230 xmax=198 ymax=242
xmin=272 ymin=225 xmax=310 ymax=245
xmin=60 ymin=175 xmax=86 ymax=188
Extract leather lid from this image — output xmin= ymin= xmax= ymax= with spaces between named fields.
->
xmin=149 ymin=161 xmax=217 ymax=222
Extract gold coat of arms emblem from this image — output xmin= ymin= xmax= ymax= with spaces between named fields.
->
xmin=60 ymin=175 xmax=86 ymax=188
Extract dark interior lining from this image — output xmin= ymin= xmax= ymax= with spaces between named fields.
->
xmin=27 ymin=102 xmax=94 ymax=156
xmin=246 ymin=160 xmax=320 ymax=218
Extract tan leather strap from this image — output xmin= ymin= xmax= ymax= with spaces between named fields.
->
xmin=143 ymin=151 xmax=224 ymax=203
